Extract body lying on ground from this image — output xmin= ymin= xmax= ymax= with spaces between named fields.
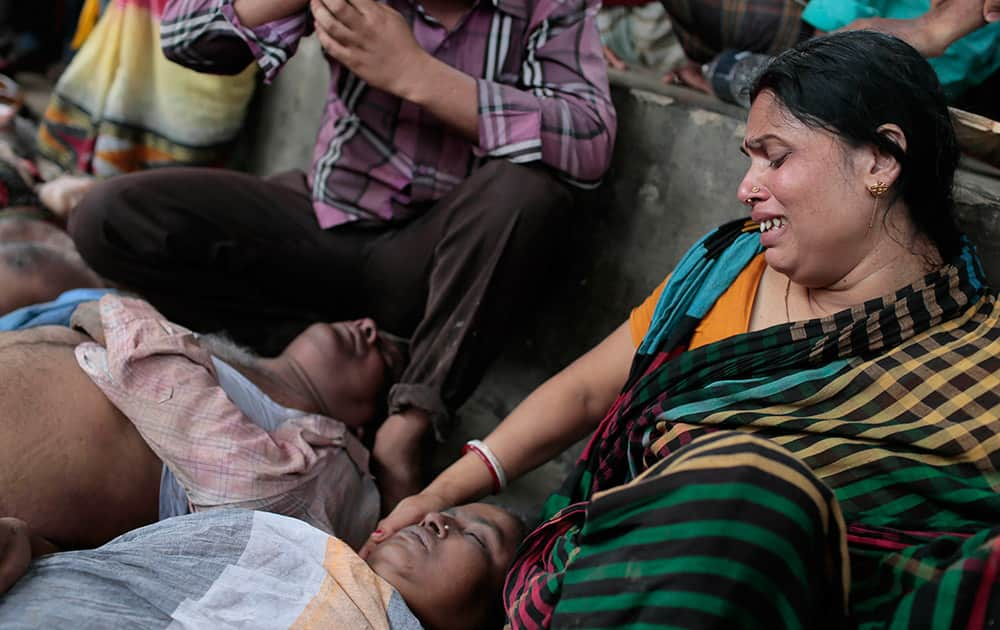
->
xmin=0 ymin=293 xmax=405 ymax=565
xmin=0 ymin=504 xmax=524 ymax=630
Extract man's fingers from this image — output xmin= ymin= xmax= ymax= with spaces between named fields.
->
xmin=315 ymin=27 xmax=354 ymax=63
xmin=344 ymin=0 xmax=378 ymax=19
xmin=312 ymin=0 xmax=365 ymax=33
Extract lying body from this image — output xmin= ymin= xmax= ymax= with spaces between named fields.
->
xmin=0 ymin=503 xmax=523 ymax=630
xmin=0 ymin=294 xmax=401 ymax=557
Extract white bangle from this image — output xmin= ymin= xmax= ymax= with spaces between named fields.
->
xmin=463 ymin=439 xmax=507 ymax=492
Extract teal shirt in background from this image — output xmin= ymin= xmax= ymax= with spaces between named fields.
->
xmin=802 ymin=0 xmax=1000 ymax=99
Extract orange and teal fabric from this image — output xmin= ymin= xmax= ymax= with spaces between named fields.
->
xmin=37 ymin=0 xmax=256 ymax=176
xmin=505 ymin=218 xmax=1000 ymax=628
xmin=629 ymin=252 xmax=767 ymax=350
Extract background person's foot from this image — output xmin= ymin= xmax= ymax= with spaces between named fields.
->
xmin=662 ymin=60 xmax=711 ymax=94
xmin=37 ymin=175 xmax=96 ymax=219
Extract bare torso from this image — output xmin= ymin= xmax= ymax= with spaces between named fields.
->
xmin=0 ymin=327 xmax=161 ymax=549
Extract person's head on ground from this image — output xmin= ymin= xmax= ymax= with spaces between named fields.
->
xmin=739 ymin=30 xmax=961 ymax=289
xmin=0 ymin=241 xmax=103 ymax=316
xmin=194 ymin=316 xmax=408 ymax=429
xmin=365 ymin=503 xmax=525 ymax=630
xmin=273 ymin=318 xmax=407 ymax=428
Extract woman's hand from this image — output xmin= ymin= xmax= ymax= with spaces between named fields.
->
xmin=0 ymin=517 xmax=33 ymax=594
xmin=358 ymin=491 xmax=449 ymax=560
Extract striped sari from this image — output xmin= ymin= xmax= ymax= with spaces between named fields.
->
xmin=505 ymin=218 xmax=1000 ymax=628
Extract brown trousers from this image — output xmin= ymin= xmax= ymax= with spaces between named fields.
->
xmin=69 ymin=160 xmax=572 ymax=438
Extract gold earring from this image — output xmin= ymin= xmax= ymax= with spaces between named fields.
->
xmin=868 ymin=181 xmax=888 ymax=198
xmin=867 ymin=181 xmax=887 ymax=230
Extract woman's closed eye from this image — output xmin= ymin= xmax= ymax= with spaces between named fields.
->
xmin=769 ymin=153 xmax=790 ymax=168
xmin=466 ymin=531 xmax=486 ymax=549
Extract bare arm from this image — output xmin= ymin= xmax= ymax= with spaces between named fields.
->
xmin=233 ymin=0 xmax=311 ymax=28
xmin=839 ymin=0 xmax=989 ymax=57
xmin=361 ymin=321 xmax=635 ymax=557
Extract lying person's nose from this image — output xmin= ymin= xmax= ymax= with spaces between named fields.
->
xmin=420 ymin=512 xmax=452 ymax=538
xmin=357 ymin=318 xmax=378 ymax=344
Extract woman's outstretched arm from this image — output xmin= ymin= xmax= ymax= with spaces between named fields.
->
xmin=361 ymin=321 xmax=635 ymax=558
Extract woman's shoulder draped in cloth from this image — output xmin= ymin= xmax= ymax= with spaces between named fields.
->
xmin=507 ymin=219 xmax=1000 ymax=630
xmin=541 ymin=218 xmax=1000 ymax=536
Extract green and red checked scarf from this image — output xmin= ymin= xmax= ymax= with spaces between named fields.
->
xmin=505 ymin=218 xmax=1000 ymax=628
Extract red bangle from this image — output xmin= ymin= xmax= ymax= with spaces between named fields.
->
xmin=463 ymin=442 xmax=501 ymax=494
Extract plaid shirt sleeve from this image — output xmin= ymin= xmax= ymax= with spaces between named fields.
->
xmin=161 ymin=0 xmax=311 ymax=83
xmin=475 ymin=0 xmax=616 ymax=185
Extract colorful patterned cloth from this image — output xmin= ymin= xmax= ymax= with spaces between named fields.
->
xmin=37 ymin=0 xmax=257 ymax=176
xmin=0 ymin=509 xmax=423 ymax=629
xmin=160 ymin=0 xmax=615 ymax=227
xmin=506 ymin=218 xmax=1000 ymax=628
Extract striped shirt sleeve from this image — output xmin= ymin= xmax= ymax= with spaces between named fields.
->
xmin=475 ymin=0 xmax=616 ymax=186
xmin=161 ymin=0 xmax=311 ymax=83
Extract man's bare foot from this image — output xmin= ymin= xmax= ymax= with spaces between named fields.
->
xmin=603 ymin=45 xmax=627 ymax=71
xmin=662 ymin=60 xmax=711 ymax=94
xmin=37 ymin=176 xmax=97 ymax=220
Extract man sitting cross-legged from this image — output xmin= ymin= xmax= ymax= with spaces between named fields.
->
xmin=0 ymin=293 xmax=406 ymax=569
xmin=0 ymin=503 xmax=524 ymax=629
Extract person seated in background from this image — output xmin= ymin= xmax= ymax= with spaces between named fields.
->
xmin=68 ymin=0 xmax=616 ymax=511
xmin=0 ymin=293 xmax=406 ymax=567
xmin=0 ymin=504 xmax=523 ymax=630
xmin=660 ymin=0 xmax=1000 ymax=117
xmin=370 ymin=32 xmax=1000 ymax=627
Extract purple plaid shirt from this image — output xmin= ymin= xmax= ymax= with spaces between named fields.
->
xmin=161 ymin=0 xmax=615 ymax=228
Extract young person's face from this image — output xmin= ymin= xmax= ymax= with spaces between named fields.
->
xmin=281 ymin=318 xmax=400 ymax=427
xmin=366 ymin=503 xmax=523 ymax=629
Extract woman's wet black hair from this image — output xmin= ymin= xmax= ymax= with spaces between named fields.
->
xmin=750 ymin=30 xmax=962 ymax=260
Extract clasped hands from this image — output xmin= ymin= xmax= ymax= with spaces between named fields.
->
xmin=310 ymin=0 xmax=430 ymax=98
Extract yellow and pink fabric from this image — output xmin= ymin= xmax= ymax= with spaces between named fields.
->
xmin=37 ymin=0 xmax=256 ymax=176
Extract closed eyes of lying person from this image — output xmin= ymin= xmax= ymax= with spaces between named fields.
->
xmin=0 ymin=503 xmax=524 ymax=630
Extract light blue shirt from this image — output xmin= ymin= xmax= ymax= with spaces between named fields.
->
xmin=803 ymin=0 xmax=1000 ymax=98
